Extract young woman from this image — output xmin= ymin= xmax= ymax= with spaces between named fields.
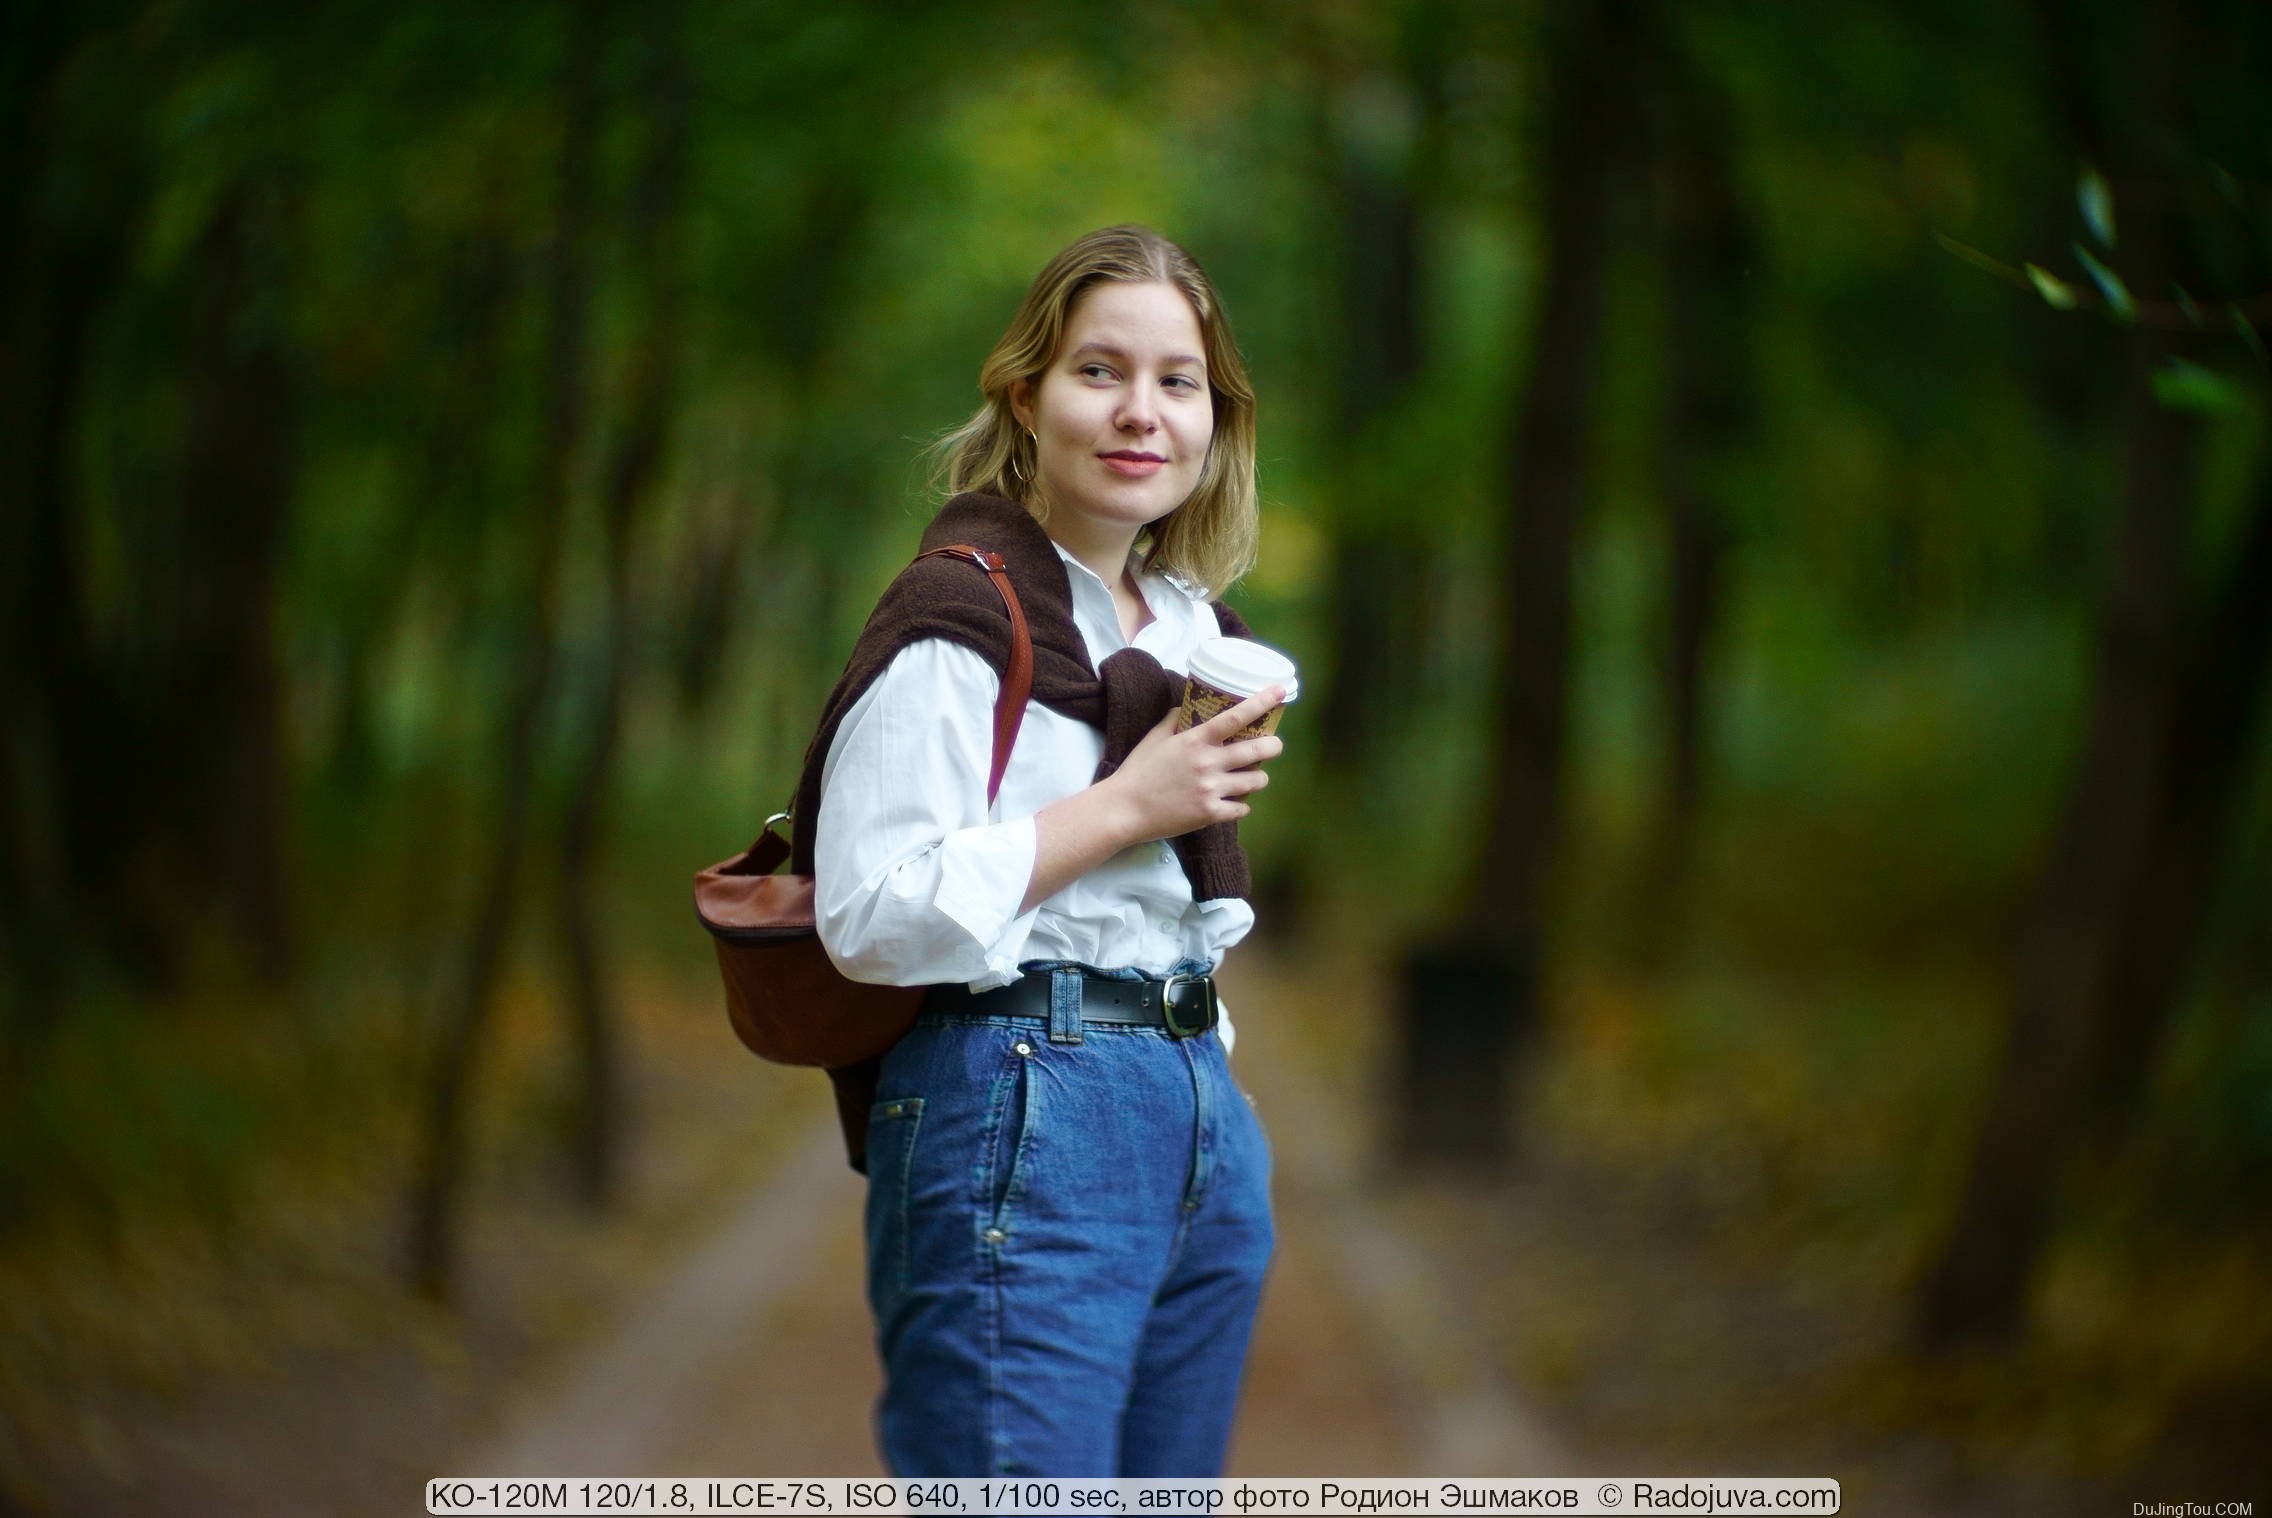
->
xmin=803 ymin=225 xmax=1286 ymax=1478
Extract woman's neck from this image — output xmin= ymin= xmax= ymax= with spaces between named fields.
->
xmin=1042 ymin=516 xmax=1142 ymax=594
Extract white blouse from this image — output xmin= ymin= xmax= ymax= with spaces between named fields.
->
xmin=813 ymin=542 xmax=1253 ymax=1047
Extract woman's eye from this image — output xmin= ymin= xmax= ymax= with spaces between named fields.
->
xmin=1165 ymin=375 xmax=1200 ymax=392
xmin=1079 ymin=364 xmax=1115 ymax=381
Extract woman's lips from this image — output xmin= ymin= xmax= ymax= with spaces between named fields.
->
xmin=1101 ymin=456 xmax=1164 ymax=477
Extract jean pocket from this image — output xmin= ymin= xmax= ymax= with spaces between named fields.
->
xmin=863 ymin=1096 xmax=925 ymax=1321
xmin=982 ymin=1041 xmax=1040 ymax=1239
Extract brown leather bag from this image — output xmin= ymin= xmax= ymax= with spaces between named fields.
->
xmin=693 ymin=544 xmax=1034 ymax=1068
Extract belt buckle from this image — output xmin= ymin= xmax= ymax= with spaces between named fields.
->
xmin=1159 ymin=973 xmax=1216 ymax=1039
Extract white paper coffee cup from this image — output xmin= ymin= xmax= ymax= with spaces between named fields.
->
xmin=1176 ymin=636 xmax=1299 ymax=740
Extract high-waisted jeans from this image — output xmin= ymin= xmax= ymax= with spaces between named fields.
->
xmin=862 ymin=965 xmax=1275 ymax=1477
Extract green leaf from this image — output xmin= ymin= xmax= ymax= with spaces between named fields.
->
xmin=2071 ymin=243 xmax=2134 ymax=321
xmin=2234 ymin=310 xmax=2268 ymax=366
xmin=2152 ymin=358 xmax=2247 ymax=415
xmin=2025 ymin=263 xmax=2079 ymax=310
xmin=2077 ymin=164 xmax=2116 ymax=249
xmin=1932 ymin=230 xmax=2022 ymax=283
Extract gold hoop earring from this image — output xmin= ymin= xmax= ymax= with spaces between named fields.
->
xmin=1010 ymin=427 xmax=1036 ymax=488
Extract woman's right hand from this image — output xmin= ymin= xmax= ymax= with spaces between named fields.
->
xmin=1105 ymin=686 xmax=1286 ymax=845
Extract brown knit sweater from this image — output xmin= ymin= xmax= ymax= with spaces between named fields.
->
xmin=800 ymin=490 xmax=1261 ymax=1171
xmin=791 ymin=490 xmax=1255 ymax=902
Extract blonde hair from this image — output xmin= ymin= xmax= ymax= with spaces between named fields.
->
xmin=927 ymin=224 xmax=1260 ymax=596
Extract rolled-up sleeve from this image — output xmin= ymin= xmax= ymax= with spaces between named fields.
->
xmin=814 ymin=639 xmax=1040 ymax=987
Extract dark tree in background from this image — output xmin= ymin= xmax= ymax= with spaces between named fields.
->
xmin=175 ymin=180 xmax=301 ymax=990
xmin=1314 ymin=4 xmax=1449 ymax=783
xmin=1 ymin=3 xmax=156 ymax=1021
xmin=411 ymin=0 xmax=608 ymax=1301
xmin=1636 ymin=7 xmax=1751 ymax=949
xmin=553 ymin=0 xmax=692 ymax=1211
xmin=1394 ymin=0 xmax=1638 ymax=1167
xmin=1918 ymin=0 xmax=2272 ymax=1348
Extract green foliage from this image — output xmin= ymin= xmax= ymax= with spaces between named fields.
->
xmin=2071 ymin=242 xmax=2133 ymax=322
xmin=0 ymin=988 xmax=319 ymax=1240
xmin=2076 ymin=163 xmax=2116 ymax=250
xmin=2232 ymin=308 xmax=2268 ymax=366
xmin=2026 ymin=261 xmax=2081 ymax=310
xmin=2154 ymin=357 xmax=2250 ymax=415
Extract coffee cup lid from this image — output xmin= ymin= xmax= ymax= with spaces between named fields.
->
xmin=1188 ymin=636 xmax=1299 ymax=703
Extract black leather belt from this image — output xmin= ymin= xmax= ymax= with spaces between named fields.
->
xmin=923 ymin=969 xmax=1220 ymax=1038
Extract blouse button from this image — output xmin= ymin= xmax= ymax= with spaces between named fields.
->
xmin=1155 ymin=917 xmax=1175 ymax=935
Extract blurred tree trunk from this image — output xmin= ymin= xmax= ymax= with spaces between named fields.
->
xmin=6 ymin=26 xmax=301 ymax=1011
xmin=410 ymin=0 xmax=604 ymax=1301
xmin=554 ymin=0 xmax=689 ymax=1210
xmin=174 ymin=182 xmax=301 ymax=988
xmin=1314 ymin=10 xmax=1446 ymax=780
xmin=2085 ymin=478 xmax=2272 ymax=1138
xmin=1637 ymin=14 xmax=1750 ymax=952
xmin=1916 ymin=0 xmax=2223 ymax=1349
xmin=1395 ymin=0 xmax=1634 ymax=1167
xmin=1916 ymin=313 xmax=2204 ymax=1348
xmin=1 ymin=194 xmax=123 ymax=1014
xmin=0 ymin=6 xmax=145 ymax=1021
xmin=1260 ymin=9 xmax=1449 ymax=936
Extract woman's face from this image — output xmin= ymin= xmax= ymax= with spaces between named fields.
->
xmin=1011 ymin=279 xmax=1214 ymax=548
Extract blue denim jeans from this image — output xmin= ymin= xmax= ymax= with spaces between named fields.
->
xmin=863 ymin=963 xmax=1275 ymax=1477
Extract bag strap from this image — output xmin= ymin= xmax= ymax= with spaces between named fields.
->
xmin=759 ymin=541 xmax=1034 ymax=852
xmin=913 ymin=543 xmax=1032 ymax=807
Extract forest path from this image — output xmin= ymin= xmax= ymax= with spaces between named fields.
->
xmin=456 ymin=958 xmax=1571 ymax=1479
